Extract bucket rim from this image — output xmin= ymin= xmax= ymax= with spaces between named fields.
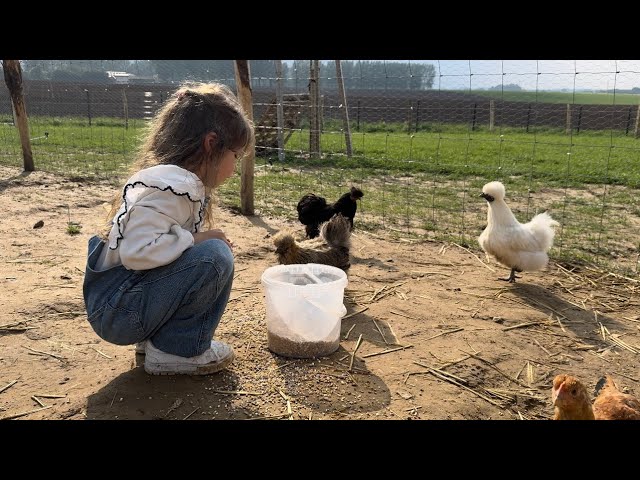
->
xmin=261 ymin=263 xmax=348 ymax=288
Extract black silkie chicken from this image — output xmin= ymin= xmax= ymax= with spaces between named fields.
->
xmin=296 ymin=186 xmax=364 ymax=239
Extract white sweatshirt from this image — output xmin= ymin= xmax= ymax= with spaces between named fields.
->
xmin=95 ymin=164 xmax=207 ymax=271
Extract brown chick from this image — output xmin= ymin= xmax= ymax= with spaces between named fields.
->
xmin=552 ymin=374 xmax=595 ymax=420
xmin=273 ymin=213 xmax=351 ymax=271
xmin=592 ymin=375 xmax=640 ymax=420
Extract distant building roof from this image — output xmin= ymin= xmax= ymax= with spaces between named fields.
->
xmin=106 ymin=71 xmax=134 ymax=84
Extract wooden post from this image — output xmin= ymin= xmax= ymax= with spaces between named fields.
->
xmin=576 ymin=105 xmax=583 ymax=135
xmin=2 ymin=60 xmax=34 ymax=171
xmin=634 ymin=105 xmax=640 ymax=139
xmin=566 ymin=104 xmax=572 ymax=135
xmin=233 ymin=60 xmax=255 ymax=216
xmin=274 ymin=60 xmax=285 ymax=162
xmin=309 ymin=60 xmax=321 ymax=158
xmin=335 ymin=60 xmax=353 ymax=158
xmin=489 ymin=99 xmax=495 ymax=132
xmin=122 ymin=86 xmax=129 ymax=130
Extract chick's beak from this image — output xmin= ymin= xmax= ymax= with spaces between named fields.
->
xmin=552 ymin=382 xmax=564 ymax=406
xmin=479 ymin=192 xmax=494 ymax=202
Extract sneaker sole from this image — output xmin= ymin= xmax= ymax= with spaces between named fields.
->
xmin=144 ymin=351 xmax=235 ymax=376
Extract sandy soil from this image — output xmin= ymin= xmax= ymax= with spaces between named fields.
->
xmin=1 ymin=165 xmax=638 ymax=420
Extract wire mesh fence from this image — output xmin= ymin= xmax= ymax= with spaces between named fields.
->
xmin=1 ymin=60 xmax=639 ymax=273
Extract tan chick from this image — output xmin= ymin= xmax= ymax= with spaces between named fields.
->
xmin=592 ymin=375 xmax=640 ymax=420
xmin=552 ymin=374 xmax=595 ymax=420
xmin=272 ymin=213 xmax=351 ymax=271
xmin=478 ymin=181 xmax=559 ymax=283
xmin=552 ymin=374 xmax=640 ymax=420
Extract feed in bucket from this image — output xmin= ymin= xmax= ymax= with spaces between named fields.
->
xmin=261 ymin=263 xmax=348 ymax=358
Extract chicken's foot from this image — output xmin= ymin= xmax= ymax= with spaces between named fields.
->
xmin=499 ymin=268 xmax=521 ymax=283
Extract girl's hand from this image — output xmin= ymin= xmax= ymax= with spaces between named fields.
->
xmin=193 ymin=229 xmax=234 ymax=250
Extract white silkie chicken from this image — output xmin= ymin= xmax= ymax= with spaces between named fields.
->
xmin=478 ymin=181 xmax=560 ymax=283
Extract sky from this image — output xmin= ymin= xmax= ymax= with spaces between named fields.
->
xmin=320 ymin=60 xmax=640 ymax=91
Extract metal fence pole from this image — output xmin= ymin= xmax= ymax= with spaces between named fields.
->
xmin=489 ymin=99 xmax=495 ymax=132
xmin=275 ymin=60 xmax=285 ymax=162
xmin=85 ymin=89 xmax=92 ymax=126
xmin=335 ymin=60 xmax=353 ymax=158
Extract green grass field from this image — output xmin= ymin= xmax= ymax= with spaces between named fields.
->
xmin=1 ymin=115 xmax=639 ymax=273
xmin=470 ymin=90 xmax=640 ymax=105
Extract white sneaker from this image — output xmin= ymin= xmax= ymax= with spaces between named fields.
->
xmin=144 ymin=340 xmax=235 ymax=376
xmin=135 ymin=341 xmax=147 ymax=354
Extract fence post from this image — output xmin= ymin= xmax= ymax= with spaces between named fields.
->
xmin=122 ymin=86 xmax=129 ymax=130
xmin=471 ymin=103 xmax=477 ymax=131
xmin=2 ymin=59 xmax=34 ymax=171
xmin=319 ymin=94 xmax=324 ymax=133
xmin=625 ymin=106 xmax=632 ymax=135
xmin=576 ymin=105 xmax=583 ymax=135
xmin=335 ymin=59 xmax=353 ymax=158
xmin=526 ymin=103 xmax=532 ymax=133
xmin=233 ymin=60 xmax=255 ymax=216
xmin=85 ymin=89 xmax=92 ymax=126
xmin=634 ymin=105 xmax=640 ymax=139
xmin=274 ymin=59 xmax=285 ymax=162
xmin=565 ymin=104 xmax=571 ymax=135
xmin=489 ymin=99 xmax=495 ymax=132
xmin=309 ymin=60 xmax=321 ymax=158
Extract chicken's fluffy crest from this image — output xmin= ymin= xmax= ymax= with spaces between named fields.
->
xmin=482 ymin=181 xmax=506 ymax=200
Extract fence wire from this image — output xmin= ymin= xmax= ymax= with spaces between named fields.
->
xmin=1 ymin=60 xmax=639 ymax=273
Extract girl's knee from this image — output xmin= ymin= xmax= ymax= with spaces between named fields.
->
xmin=214 ymin=242 xmax=234 ymax=280
xmin=194 ymin=239 xmax=234 ymax=279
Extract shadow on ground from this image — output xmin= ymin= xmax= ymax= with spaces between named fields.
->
xmin=510 ymin=282 xmax=626 ymax=344
xmin=85 ymin=362 xmax=262 ymax=420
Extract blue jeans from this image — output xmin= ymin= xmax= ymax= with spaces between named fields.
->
xmin=83 ymin=235 xmax=234 ymax=357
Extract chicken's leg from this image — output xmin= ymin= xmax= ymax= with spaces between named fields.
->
xmin=499 ymin=268 xmax=521 ymax=283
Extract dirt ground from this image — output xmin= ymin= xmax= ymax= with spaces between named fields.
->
xmin=1 ymin=164 xmax=639 ymax=421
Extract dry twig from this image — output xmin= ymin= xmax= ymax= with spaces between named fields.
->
xmin=426 ymin=327 xmax=464 ymax=341
xmin=0 ymin=405 xmax=53 ymax=420
xmin=362 ymin=344 xmax=414 ymax=358
xmin=0 ymin=379 xmax=18 ymax=394
xmin=23 ymin=345 xmax=65 ymax=361
xmin=349 ymin=334 xmax=364 ymax=372
xmin=451 ymin=243 xmax=496 ymax=272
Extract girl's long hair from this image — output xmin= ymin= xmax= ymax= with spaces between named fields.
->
xmin=104 ymin=82 xmax=254 ymax=236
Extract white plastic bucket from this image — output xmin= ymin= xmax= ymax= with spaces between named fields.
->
xmin=261 ymin=263 xmax=348 ymax=358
